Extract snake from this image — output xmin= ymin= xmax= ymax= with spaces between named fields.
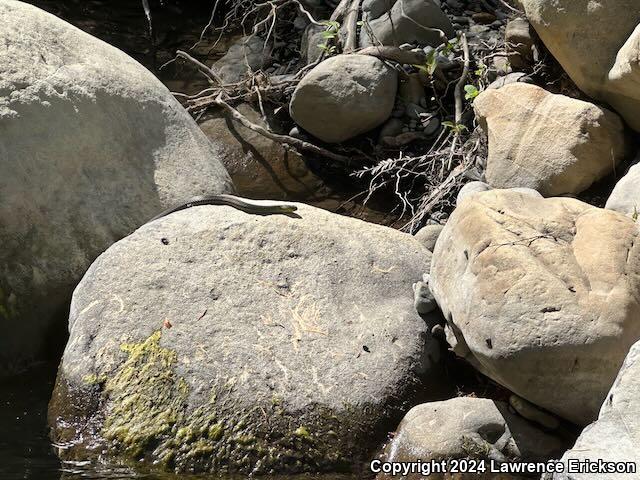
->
xmin=147 ymin=194 xmax=298 ymax=224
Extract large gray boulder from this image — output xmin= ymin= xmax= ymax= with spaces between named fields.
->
xmin=377 ymin=397 xmax=566 ymax=480
xmin=430 ymin=189 xmax=640 ymax=426
xmin=290 ymin=54 xmax=398 ymax=143
xmin=0 ymin=0 xmax=233 ymax=373
xmin=519 ymin=0 xmax=640 ymax=131
xmin=360 ymin=0 xmax=454 ymax=48
xmin=474 ymin=83 xmax=628 ymax=197
xmin=49 ymin=203 xmax=441 ymax=474
xmin=546 ymin=341 xmax=640 ymax=479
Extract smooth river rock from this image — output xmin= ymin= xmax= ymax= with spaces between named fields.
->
xmin=378 ymin=397 xmax=566 ymax=480
xmin=519 ymin=0 xmax=640 ymax=131
xmin=49 ymin=202 xmax=441 ymax=474
xmin=290 ymin=54 xmax=398 ymax=143
xmin=545 ymin=340 xmax=640 ymax=479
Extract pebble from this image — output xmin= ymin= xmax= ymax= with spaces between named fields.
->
xmin=452 ymin=16 xmax=470 ymax=24
xmin=288 ymin=126 xmax=302 ymax=138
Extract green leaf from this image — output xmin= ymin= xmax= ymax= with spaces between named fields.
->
xmin=464 ymin=84 xmax=480 ymax=100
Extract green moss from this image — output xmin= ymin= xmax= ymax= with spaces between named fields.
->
xmin=88 ymin=330 xmax=384 ymax=474
xmin=207 ymin=423 xmax=224 ymax=441
xmin=82 ymin=374 xmax=106 ymax=385
xmin=102 ymin=331 xmax=187 ymax=458
xmin=294 ymin=426 xmax=311 ymax=439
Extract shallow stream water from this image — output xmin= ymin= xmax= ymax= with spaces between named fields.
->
xmin=0 ymin=362 xmax=361 ymax=479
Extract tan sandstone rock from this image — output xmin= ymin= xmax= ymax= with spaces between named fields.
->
xmin=474 ymin=83 xmax=628 ymax=196
xmin=519 ymin=0 xmax=640 ymax=131
xmin=430 ymin=189 xmax=640 ymax=425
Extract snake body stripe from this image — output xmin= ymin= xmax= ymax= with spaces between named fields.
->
xmin=147 ymin=194 xmax=298 ymax=224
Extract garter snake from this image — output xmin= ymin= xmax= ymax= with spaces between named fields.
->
xmin=147 ymin=194 xmax=298 ymax=223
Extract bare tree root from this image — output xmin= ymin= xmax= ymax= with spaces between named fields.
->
xmin=176 ymin=50 xmax=223 ymax=85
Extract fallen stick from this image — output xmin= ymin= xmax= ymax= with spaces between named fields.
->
xmin=448 ymin=33 xmax=470 ymax=169
xmin=454 ymin=33 xmax=470 ymax=125
xmin=213 ymin=95 xmax=351 ymax=164
xmin=330 ymin=0 xmax=351 ymax=22
xmin=176 ymin=50 xmax=223 ymax=85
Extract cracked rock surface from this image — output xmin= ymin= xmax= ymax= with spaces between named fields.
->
xmin=430 ymin=189 xmax=640 ymax=426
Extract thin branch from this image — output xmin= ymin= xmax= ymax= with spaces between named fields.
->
xmin=213 ymin=95 xmax=351 ymax=163
xmin=176 ymin=50 xmax=223 ymax=85
xmin=330 ymin=0 xmax=351 ymax=22
xmin=454 ymin=33 xmax=470 ymax=125
xmin=292 ymin=0 xmax=324 ymax=26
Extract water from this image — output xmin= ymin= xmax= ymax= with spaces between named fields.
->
xmin=0 ymin=365 xmax=361 ymax=479
xmin=0 ymin=363 xmax=61 ymax=480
